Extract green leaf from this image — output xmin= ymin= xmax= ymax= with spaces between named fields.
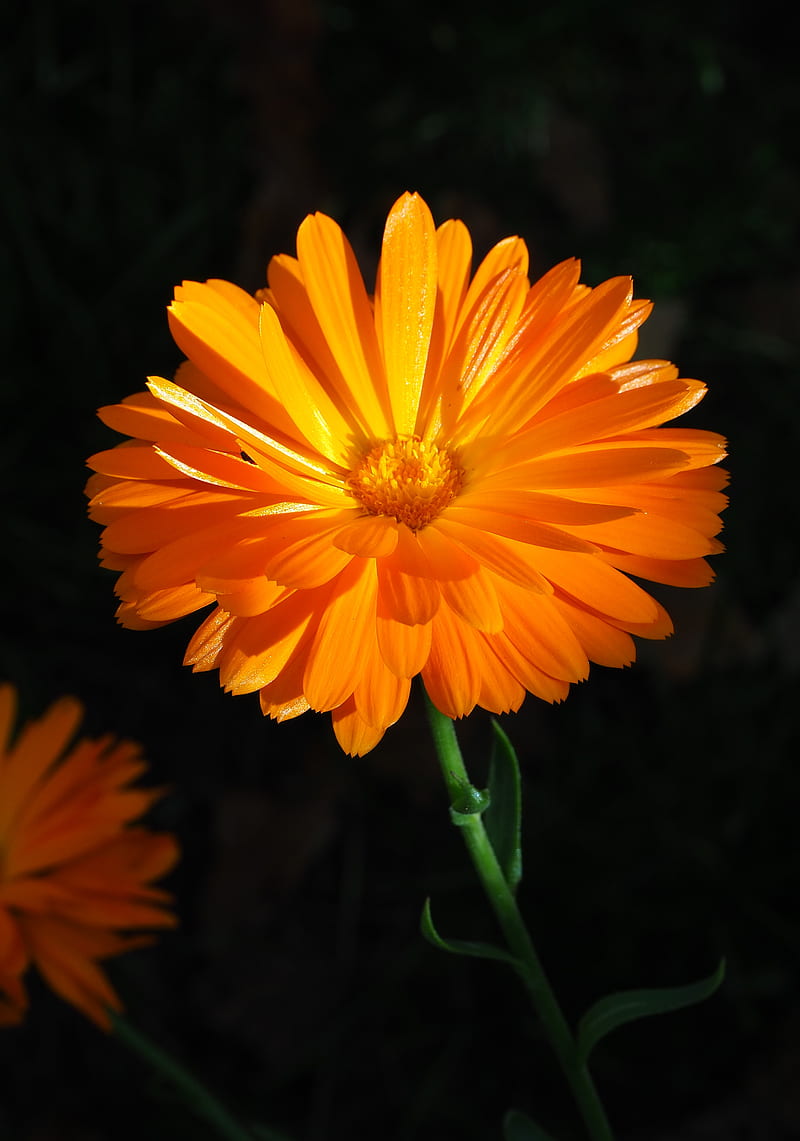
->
xmin=503 ymin=1108 xmax=560 ymax=1141
xmin=576 ymin=958 xmax=726 ymax=1063
xmin=484 ymin=720 xmax=523 ymax=890
xmin=420 ymin=898 xmax=520 ymax=967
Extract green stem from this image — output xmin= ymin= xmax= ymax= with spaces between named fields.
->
xmin=424 ymin=698 xmax=615 ymax=1141
xmin=111 ymin=1012 xmax=254 ymax=1141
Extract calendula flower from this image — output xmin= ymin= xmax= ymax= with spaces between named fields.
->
xmin=86 ymin=193 xmax=727 ymax=755
xmin=0 ymin=686 xmax=177 ymax=1028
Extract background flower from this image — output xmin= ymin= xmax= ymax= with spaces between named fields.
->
xmin=0 ymin=685 xmax=178 ymax=1028
xmin=87 ymin=194 xmax=726 ymax=754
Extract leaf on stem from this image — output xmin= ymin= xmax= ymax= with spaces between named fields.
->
xmin=420 ymin=897 xmax=520 ymax=967
xmin=484 ymin=720 xmax=523 ymax=890
xmin=576 ymin=958 xmax=726 ymax=1064
xmin=503 ymin=1108 xmax=560 ymax=1141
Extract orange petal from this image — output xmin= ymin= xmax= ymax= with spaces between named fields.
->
xmin=168 ymin=280 xmax=298 ymax=440
xmin=417 ymin=525 xmax=503 ymax=632
xmin=434 ymin=218 xmax=472 ymax=353
xmin=444 ymin=504 xmax=598 ymax=553
xmin=353 ymin=636 xmax=412 ymax=729
xmin=432 ymin=266 xmax=528 ymax=440
xmin=258 ymin=649 xmax=312 ymax=722
xmin=467 ymin=275 xmax=634 ymax=438
xmin=98 ymin=388 xmax=237 ymax=452
xmin=377 ymin=193 xmax=438 ymax=437
xmin=135 ymin=584 xmax=214 ymax=622
xmin=303 ymin=558 xmax=378 ymax=710
xmin=489 ymin=633 xmax=571 ymax=703
xmin=184 ymin=607 xmax=237 ymax=671
xmin=217 ymin=593 xmax=321 ymax=694
xmin=529 ymin=548 xmax=660 ymax=624
xmin=257 ymin=301 xmax=357 ymax=465
xmin=493 ymin=577 xmax=589 ymax=682
xmin=20 ymin=915 xmax=122 ymax=1030
xmin=265 ymin=516 xmax=356 ymax=589
xmin=376 ymin=610 xmax=433 ymax=677
xmin=0 ymin=685 xmax=16 ymax=756
xmin=566 ymin=512 xmax=723 ymax=560
xmin=88 ymin=443 xmax=178 ymax=481
xmin=0 ymin=697 xmax=83 ymax=838
xmin=455 ymin=489 xmax=636 ymax=525
xmin=209 ymin=577 xmax=293 ymax=617
xmin=295 ymin=211 xmax=392 ymax=438
xmin=514 ymin=379 xmax=703 ymax=457
xmin=333 ymin=514 xmax=400 ymax=558
xmin=599 ymin=553 xmax=716 ymax=588
xmin=376 ymin=527 xmax=441 ymax=625
xmin=422 ymin=603 xmax=484 ymax=718
xmin=432 ymin=518 xmax=552 ymax=592
xmin=550 ymin=594 xmax=636 ymax=668
xmin=475 ymin=639 xmax=528 ymax=715
xmin=331 ymin=697 xmax=388 ymax=756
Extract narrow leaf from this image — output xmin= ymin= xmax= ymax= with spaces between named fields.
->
xmin=504 ymin=1108 xmax=560 ymax=1141
xmin=420 ymin=898 xmax=520 ymax=967
xmin=577 ymin=958 xmax=726 ymax=1063
xmin=484 ymin=720 xmax=523 ymax=890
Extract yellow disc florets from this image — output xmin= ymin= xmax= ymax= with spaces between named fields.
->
xmin=348 ymin=436 xmax=465 ymax=531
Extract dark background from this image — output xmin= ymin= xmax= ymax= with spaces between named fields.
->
xmin=1 ymin=0 xmax=798 ymax=1137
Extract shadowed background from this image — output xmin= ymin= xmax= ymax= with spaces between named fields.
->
xmin=1 ymin=0 xmax=798 ymax=1137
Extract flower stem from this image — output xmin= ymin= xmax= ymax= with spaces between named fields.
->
xmin=111 ymin=1012 xmax=255 ymax=1141
xmin=424 ymin=698 xmax=615 ymax=1141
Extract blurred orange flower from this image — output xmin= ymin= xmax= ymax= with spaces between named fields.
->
xmin=0 ymin=686 xmax=178 ymax=1029
xmin=87 ymin=192 xmax=727 ymax=754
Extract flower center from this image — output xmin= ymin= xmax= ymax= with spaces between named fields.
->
xmin=348 ymin=437 xmax=465 ymax=531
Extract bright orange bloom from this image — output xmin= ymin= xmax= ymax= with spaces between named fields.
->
xmin=86 ymin=193 xmax=727 ymax=755
xmin=0 ymin=686 xmax=177 ymax=1029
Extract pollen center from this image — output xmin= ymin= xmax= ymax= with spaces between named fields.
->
xmin=348 ymin=437 xmax=465 ymax=531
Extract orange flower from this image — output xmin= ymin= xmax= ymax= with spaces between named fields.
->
xmin=0 ymin=686 xmax=178 ymax=1029
xmin=86 ymin=192 xmax=727 ymax=755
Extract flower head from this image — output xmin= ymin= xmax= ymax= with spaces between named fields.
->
xmin=0 ymin=686 xmax=178 ymax=1028
xmin=87 ymin=192 xmax=727 ymax=755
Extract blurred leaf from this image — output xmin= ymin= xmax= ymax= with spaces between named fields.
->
xmin=503 ymin=1108 xmax=559 ymax=1141
xmin=420 ymin=898 xmax=519 ymax=967
xmin=251 ymin=1125 xmax=295 ymax=1141
xmin=577 ymin=959 xmax=726 ymax=1063
xmin=484 ymin=720 xmax=523 ymax=890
